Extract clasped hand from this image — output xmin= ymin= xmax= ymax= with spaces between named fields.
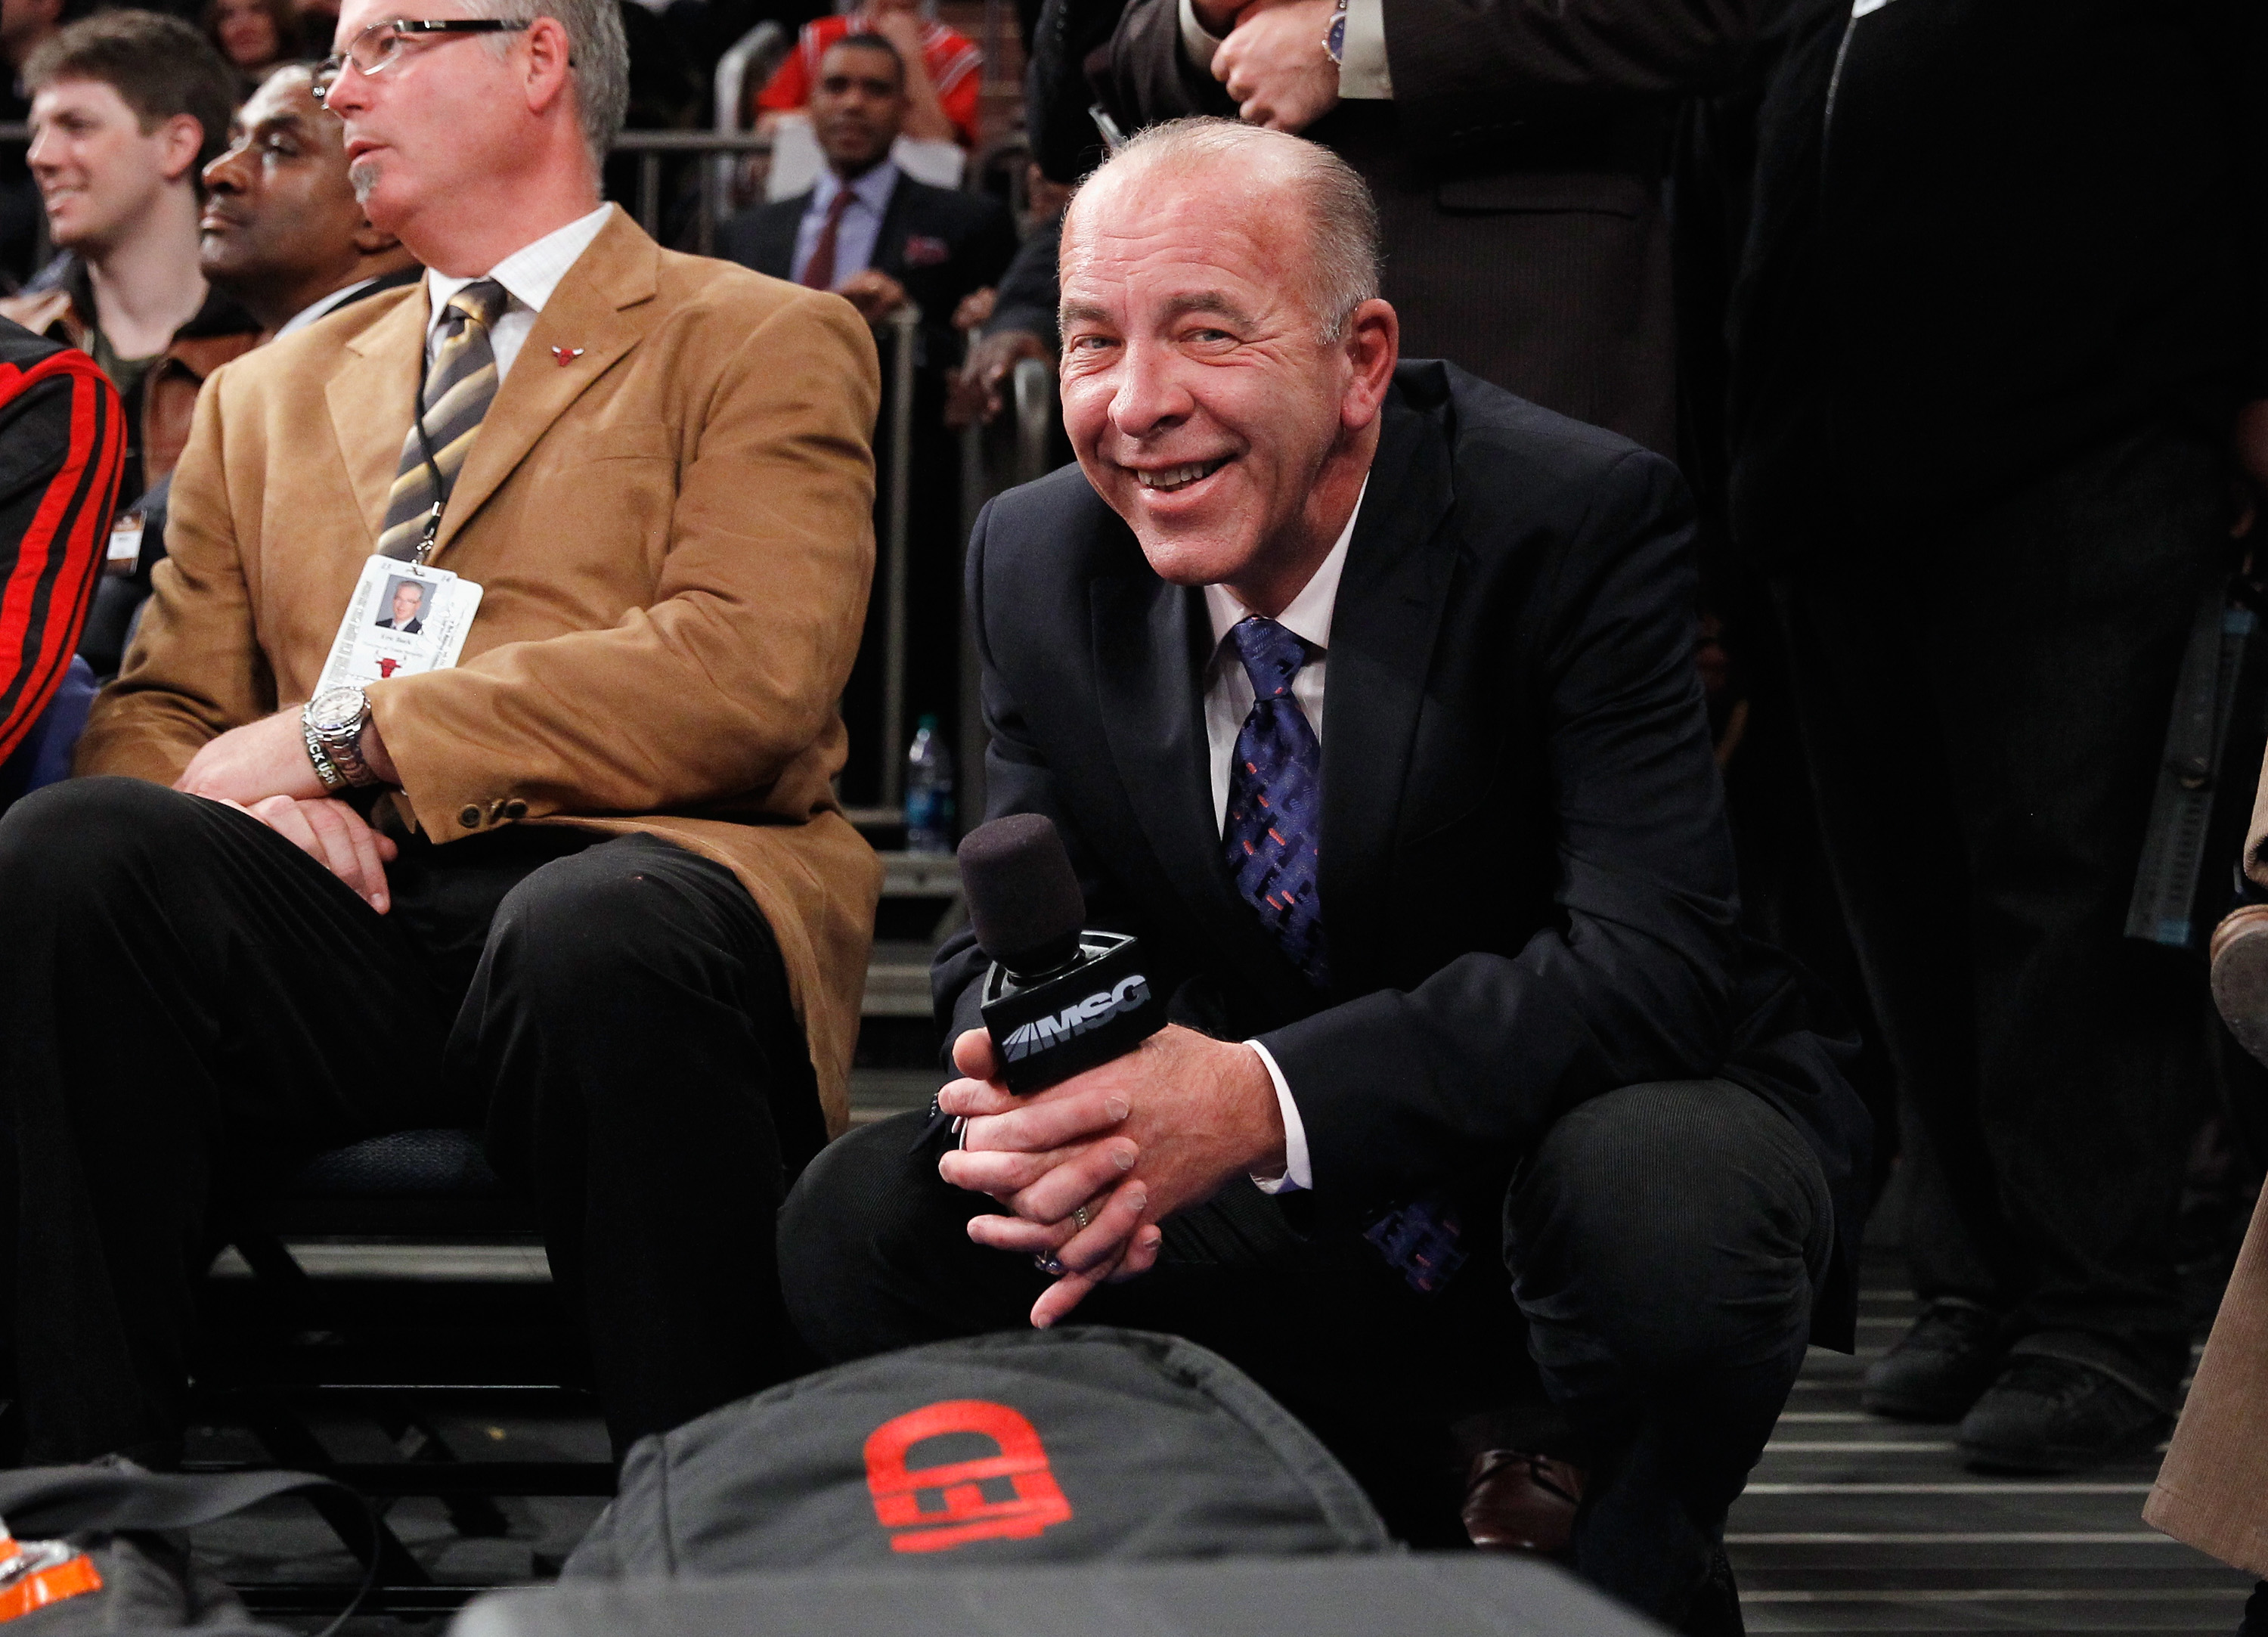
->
xmin=937 ymin=1022 xmax=1286 ymax=1328
xmin=175 ymin=708 xmax=398 ymax=913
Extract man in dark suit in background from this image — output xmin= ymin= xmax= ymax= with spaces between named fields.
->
xmin=718 ymin=31 xmax=1013 ymax=367
xmin=1721 ymin=0 xmax=2265 ymax=1473
xmin=720 ymin=29 xmax=1015 ymax=805
xmin=781 ymin=119 xmax=1869 ymax=1635
xmin=1086 ymin=0 xmax=1752 ymax=454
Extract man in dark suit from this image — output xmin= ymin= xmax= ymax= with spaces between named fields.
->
xmin=717 ymin=31 xmax=1014 ymax=366
xmin=373 ymin=580 xmax=424 ymax=634
xmin=720 ymin=29 xmax=1016 ymax=801
xmin=1083 ymin=0 xmax=1752 ymax=455
xmin=780 ymin=120 xmax=1868 ymax=1635
xmin=1721 ymin=0 xmax=2266 ymax=1472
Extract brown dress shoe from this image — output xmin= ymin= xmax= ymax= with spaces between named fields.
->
xmin=1461 ymin=1449 xmax=1586 ymax=1557
xmin=2211 ymin=904 xmax=2268 ymax=1066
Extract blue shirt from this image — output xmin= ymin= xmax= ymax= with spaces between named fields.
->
xmin=792 ymin=160 xmax=900 ymax=286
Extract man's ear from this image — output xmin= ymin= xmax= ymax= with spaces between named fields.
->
xmin=522 ymin=14 xmax=575 ymax=117
xmin=156 ymin=112 xmax=207 ymax=186
xmin=1339 ymin=296 xmax=1399 ymax=432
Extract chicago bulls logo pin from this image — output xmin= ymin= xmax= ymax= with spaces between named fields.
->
xmin=551 ymin=346 xmax=584 ymax=366
xmin=864 ymin=1400 xmax=1073 ymax=1552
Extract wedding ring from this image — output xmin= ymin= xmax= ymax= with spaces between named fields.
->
xmin=1033 ymin=1255 xmax=1064 ymax=1276
xmin=1072 ymin=1205 xmax=1092 ymax=1231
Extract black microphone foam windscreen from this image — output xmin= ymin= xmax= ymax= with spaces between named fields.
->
xmin=958 ymin=814 xmax=1087 ymax=978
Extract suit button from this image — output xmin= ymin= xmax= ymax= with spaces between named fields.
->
xmin=488 ymin=798 xmax=508 ymax=823
xmin=503 ymin=798 xmax=529 ymax=821
xmin=457 ymin=805 xmax=482 ymax=829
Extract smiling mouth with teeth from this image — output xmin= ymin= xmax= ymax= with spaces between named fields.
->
xmin=1133 ymin=457 xmax=1231 ymax=493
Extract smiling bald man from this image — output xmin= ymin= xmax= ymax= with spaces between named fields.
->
xmin=779 ymin=117 xmax=1872 ymax=1635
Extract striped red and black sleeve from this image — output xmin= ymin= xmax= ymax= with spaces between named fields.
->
xmin=0 ymin=331 xmax=125 ymax=768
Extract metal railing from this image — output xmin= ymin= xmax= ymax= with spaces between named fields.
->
xmin=875 ymin=302 xmax=919 ymax=807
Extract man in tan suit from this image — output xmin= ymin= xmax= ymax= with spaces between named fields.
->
xmin=0 ymin=0 xmax=881 ymax=1463
xmin=2153 ymin=820 xmax=2268 ymax=1626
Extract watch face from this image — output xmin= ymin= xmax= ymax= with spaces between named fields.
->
xmin=310 ymin=685 xmax=366 ymax=733
xmin=1325 ymin=12 xmax=1345 ymax=59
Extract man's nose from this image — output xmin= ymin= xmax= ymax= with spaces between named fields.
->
xmin=1109 ymin=340 xmax=1193 ymax=437
xmin=203 ymin=144 xmax=251 ymax=195
xmin=25 ymin=126 xmax=60 ymax=174
xmin=324 ymin=72 xmax=371 ymax=118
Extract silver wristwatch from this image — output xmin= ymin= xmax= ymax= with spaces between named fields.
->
xmin=302 ymin=684 xmax=377 ymax=790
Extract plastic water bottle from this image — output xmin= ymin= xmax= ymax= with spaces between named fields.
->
xmin=905 ymin=715 xmax=955 ymax=854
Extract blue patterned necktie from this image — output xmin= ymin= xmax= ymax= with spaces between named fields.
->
xmin=1222 ymin=616 xmax=1462 ymax=1293
xmin=1221 ymin=616 xmax=1329 ymax=989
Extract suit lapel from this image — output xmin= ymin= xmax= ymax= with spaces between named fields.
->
xmin=430 ymin=206 xmax=662 ymax=557
xmin=757 ymin=196 xmax=808 ymax=281
xmin=328 ymin=286 xmax=427 ymax=549
xmin=872 ymin=174 xmax=912 ymax=281
xmin=1319 ymin=383 xmax=1458 ymax=994
xmin=1092 ymin=557 xmax=1313 ymax=1015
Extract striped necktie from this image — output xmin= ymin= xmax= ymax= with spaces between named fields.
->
xmin=375 ymin=277 xmax=509 ymax=562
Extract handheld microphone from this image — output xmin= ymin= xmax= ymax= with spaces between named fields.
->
xmin=957 ymin=814 xmax=1167 ymax=1093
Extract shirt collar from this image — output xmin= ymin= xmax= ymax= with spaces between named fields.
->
xmin=424 ymin=203 xmax=613 ymax=339
xmin=275 ymin=276 xmax=378 ymax=339
xmin=813 ymin=159 xmax=900 ymax=219
xmin=1204 ymin=475 xmax=1368 ymax=657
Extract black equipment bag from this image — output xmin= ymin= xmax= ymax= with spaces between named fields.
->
xmin=563 ymin=1327 xmax=1393 ymax=1579
xmin=461 ymin=1555 xmax=1672 ymax=1637
xmin=0 ymin=1462 xmax=367 ymax=1634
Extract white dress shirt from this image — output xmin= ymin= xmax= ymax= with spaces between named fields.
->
xmin=792 ymin=160 xmax=901 ymax=289
xmin=1176 ymin=0 xmax=1393 ymax=101
xmin=423 ymin=203 xmax=613 ymax=383
xmin=274 ymin=276 xmax=381 ymax=339
xmin=1202 ymin=481 xmax=1365 ymax=1194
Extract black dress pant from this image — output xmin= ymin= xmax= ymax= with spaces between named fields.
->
xmin=1772 ymin=420 xmax=2226 ymax=1397
xmin=0 ymin=777 xmax=826 ymax=1462
xmin=779 ymin=1077 xmax=1833 ymax=1626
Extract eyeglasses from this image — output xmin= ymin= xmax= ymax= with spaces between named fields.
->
xmin=311 ymin=17 xmax=533 ymax=104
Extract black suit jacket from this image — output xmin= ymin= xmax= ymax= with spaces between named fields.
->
xmin=717 ymin=172 xmax=1018 ymax=364
xmin=1094 ymin=0 xmax=1755 ymax=454
xmin=934 ymin=359 xmax=1870 ymax=1344
xmin=1724 ymin=0 xmax=2266 ymax=560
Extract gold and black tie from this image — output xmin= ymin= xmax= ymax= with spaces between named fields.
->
xmin=375 ymin=277 xmax=510 ymax=561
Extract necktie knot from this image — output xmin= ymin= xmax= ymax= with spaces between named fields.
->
xmin=1228 ymin=616 xmax=1309 ymax=702
xmin=442 ymin=277 xmax=509 ymax=336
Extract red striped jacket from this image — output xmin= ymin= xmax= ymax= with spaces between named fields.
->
xmin=0 ymin=319 xmax=125 ymax=767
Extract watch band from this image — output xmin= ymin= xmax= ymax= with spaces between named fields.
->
xmin=302 ymin=689 xmax=378 ymax=790
xmin=302 ymin=718 xmax=350 ymax=794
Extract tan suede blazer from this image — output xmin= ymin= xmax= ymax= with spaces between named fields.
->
xmin=2148 ymin=1183 xmax=2268 ymax=1576
xmin=76 ymin=206 xmax=885 ymax=1132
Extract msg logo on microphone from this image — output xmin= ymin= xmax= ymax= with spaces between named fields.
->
xmin=1000 ymin=975 xmax=1153 ymax=1061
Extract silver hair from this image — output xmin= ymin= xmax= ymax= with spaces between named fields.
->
xmin=1072 ymin=116 xmax=1383 ymax=343
xmin=460 ymin=0 xmax=628 ymax=173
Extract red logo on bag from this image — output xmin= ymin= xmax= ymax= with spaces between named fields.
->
xmin=863 ymin=1399 xmax=1074 ymax=1552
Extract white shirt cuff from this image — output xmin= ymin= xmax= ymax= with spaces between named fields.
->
xmin=1337 ymin=0 xmax=1392 ymax=98
xmin=1176 ymin=0 xmax=1225 ymax=73
xmin=1244 ymin=1039 xmax=1312 ymax=1193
